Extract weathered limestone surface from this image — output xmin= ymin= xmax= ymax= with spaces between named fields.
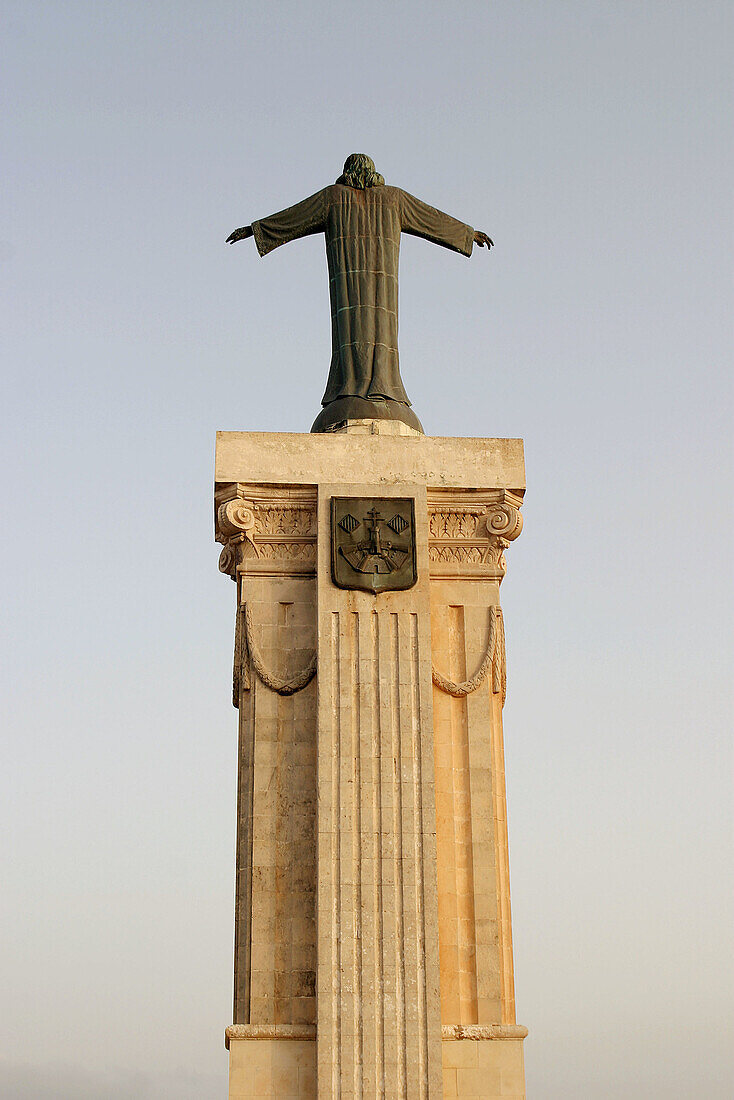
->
xmin=442 ymin=1032 xmax=527 ymax=1099
xmin=219 ymin=485 xmax=319 ymax=1029
xmin=427 ymin=488 xmax=523 ymax=1030
xmin=315 ymin=482 xmax=442 ymax=1099
xmin=226 ymin=1028 xmax=316 ymax=1099
xmin=216 ymin=426 xmax=527 ymax=1099
xmin=215 ymin=431 xmax=525 ymax=490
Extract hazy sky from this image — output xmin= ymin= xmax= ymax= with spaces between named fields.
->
xmin=2 ymin=2 xmax=732 ymax=1097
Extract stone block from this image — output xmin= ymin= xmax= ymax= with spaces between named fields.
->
xmin=228 ymin=1037 xmax=316 ymax=1099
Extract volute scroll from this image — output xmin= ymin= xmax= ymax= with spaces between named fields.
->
xmin=427 ymin=489 xmax=524 ymax=580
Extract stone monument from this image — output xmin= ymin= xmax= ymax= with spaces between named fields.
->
xmin=216 ymin=156 xmax=527 ymax=1099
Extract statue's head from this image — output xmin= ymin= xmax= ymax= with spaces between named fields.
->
xmin=337 ymin=153 xmax=385 ymax=189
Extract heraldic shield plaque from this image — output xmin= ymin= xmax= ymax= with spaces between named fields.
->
xmin=331 ymin=497 xmax=417 ymax=593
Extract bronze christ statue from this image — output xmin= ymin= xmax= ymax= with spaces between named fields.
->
xmin=227 ymin=153 xmax=493 ymax=433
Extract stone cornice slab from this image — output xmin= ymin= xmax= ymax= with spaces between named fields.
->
xmin=441 ymin=1023 xmax=529 ymax=1041
xmin=224 ymin=1022 xmax=528 ymax=1049
xmin=215 ymin=431 xmax=525 ymax=493
xmin=225 ymin=1023 xmax=316 ymax=1049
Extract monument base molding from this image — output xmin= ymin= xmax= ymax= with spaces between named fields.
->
xmin=226 ymin=1029 xmax=526 ymax=1100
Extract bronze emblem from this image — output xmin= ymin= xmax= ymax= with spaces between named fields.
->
xmin=331 ymin=497 xmax=417 ymax=593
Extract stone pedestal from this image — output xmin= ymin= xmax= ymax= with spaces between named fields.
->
xmin=216 ymin=424 xmax=527 ymax=1099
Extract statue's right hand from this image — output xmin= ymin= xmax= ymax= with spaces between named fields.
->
xmin=473 ymin=230 xmax=494 ymax=250
xmin=226 ymin=225 xmax=253 ymax=244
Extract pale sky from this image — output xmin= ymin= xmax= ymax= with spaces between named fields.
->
xmin=2 ymin=2 xmax=732 ymax=1097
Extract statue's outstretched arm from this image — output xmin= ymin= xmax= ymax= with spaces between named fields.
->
xmin=227 ymin=190 xmax=328 ymax=257
xmin=226 ymin=225 xmax=253 ymax=244
xmin=400 ymin=190 xmax=476 ymax=256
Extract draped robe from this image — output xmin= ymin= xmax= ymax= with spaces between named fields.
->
xmin=252 ymin=184 xmax=474 ymax=408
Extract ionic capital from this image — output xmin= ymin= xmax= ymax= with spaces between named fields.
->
xmin=427 ymin=489 xmax=524 ymax=580
xmin=215 ymin=482 xmax=317 ymax=579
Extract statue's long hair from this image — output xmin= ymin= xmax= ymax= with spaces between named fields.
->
xmin=337 ymin=153 xmax=385 ymax=189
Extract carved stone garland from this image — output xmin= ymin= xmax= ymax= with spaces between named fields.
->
xmin=233 ymin=602 xmax=317 ymax=702
xmin=432 ymin=605 xmax=507 ymax=705
xmin=217 ymin=488 xmax=318 ymax=701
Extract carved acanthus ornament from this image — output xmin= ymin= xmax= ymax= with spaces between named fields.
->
xmin=427 ymin=489 xmax=524 ymax=579
xmin=215 ymin=482 xmax=317 ymax=579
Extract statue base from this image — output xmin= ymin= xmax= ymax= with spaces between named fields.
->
xmin=216 ymin=426 xmax=527 ymax=1099
xmin=310 ymin=396 xmax=424 ymax=434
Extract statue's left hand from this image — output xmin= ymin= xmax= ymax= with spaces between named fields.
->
xmin=226 ymin=225 xmax=253 ymax=244
xmin=474 ymin=230 xmax=494 ymax=249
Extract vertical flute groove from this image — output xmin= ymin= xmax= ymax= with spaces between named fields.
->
xmin=373 ymin=612 xmax=385 ymax=1096
xmin=320 ymin=596 xmax=443 ymax=1097
xmin=352 ymin=612 xmax=363 ymax=1097
xmin=449 ymin=605 xmax=478 ymax=1022
xmin=392 ymin=613 xmax=407 ymax=1095
xmin=331 ymin=611 xmax=341 ymax=1097
xmin=410 ymin=613 xmax=429 ymax=1098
